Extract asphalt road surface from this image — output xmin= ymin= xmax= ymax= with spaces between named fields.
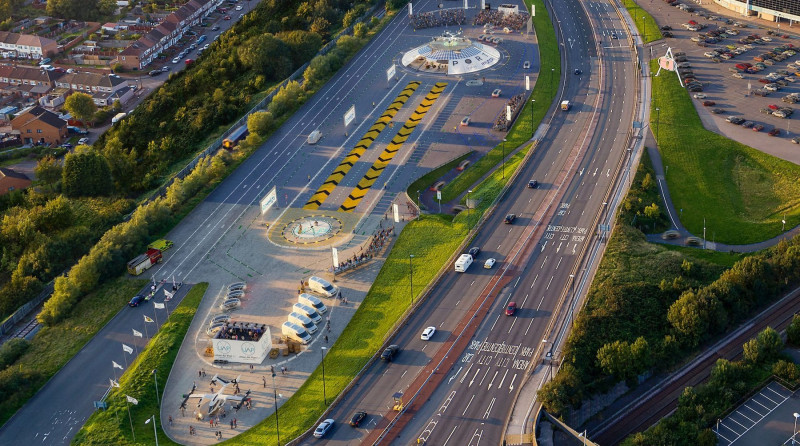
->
xmin=0 ymin=283 xmax=191 ymax=445
xmin=302 ymin=0 xmax=640 ymax=444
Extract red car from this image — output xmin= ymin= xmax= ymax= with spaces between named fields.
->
xmin=505 ymin=302 xmax=517 ymax=316
xmin=759 ymin=78 xmax=771 ymax=83
xmin=768 ymin=128 xmax=781 ymax=136
xmin=768 ymin=104 xmax=780 ymax=110
xmin=702 ymin=100 xmax=716 ymax=106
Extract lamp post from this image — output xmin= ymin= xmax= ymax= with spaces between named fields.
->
xmin=793 ymin=412 xmax=799 ymax=445
xmin=579 ymin=430 xmax=587 ymax=445
xmin=550 ymin=68 xmax=554 ymax=93
xmin=502 ymin=138 xmax=507 ymax=179
xmin=272 ymin=371 xmax=281 ymax=446
xmin=541 ymin=339 xmax=554 ymax=381
xmin=643 ymin=16 xmax=647 ymax=41
xmin=320 ymin=347 xmax=327 ymax=405
xmin=409 ymin=254 xmax=415 ymax=305
xmin=145 ymin=415 xmax=159 ymax=446
xmin=655 ymin=107 xmax=660 ymax=142
xmin=467 ymin=189 xmax=473 ymax=231
xmin=152 ymin=369 xmax=160 ymax=405
xmin=530 ymin=99 xmax=536 ymax=138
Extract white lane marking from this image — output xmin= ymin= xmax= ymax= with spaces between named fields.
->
xmin=498 ymin=369 xmax=508 ymax=388
xmin=488 ymin=371 xmax=498 ymax=390
xmin=443 ymin=425 xmax=458 ymax=446
xmin=469 ymin=368 xmax=480 ymax=387
xmin=449 ymin=368 xmax=462 ymax=384
xmin=462 ymin=394 xmax=475 ymax=415
xmin=490 ymin=314 xmax=501 ymax=330
xmin=401 ymin=370 xmax=407 ymax=378
xmin=555 ymin=257 xmax=562 ymax=270
xmin=509 ymin=373 xmax=517 ymax=392
xmin=541 ymin=256 xmax=548 ymax=268
xmin=483 ymin=397 xmax=496 ymax=419
xmin=478 ymin=368 xmax=490 ymax=386
xmin=530 ymin=274 xmax=539 ymax=288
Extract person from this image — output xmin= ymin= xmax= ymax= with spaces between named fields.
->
xmin=168 ymin=415 xmax=173 ymax=426
xmin=324 ymin=335 xmax=328 ymax=343
xmin=262 ymin=376 xmax=267 ymax=388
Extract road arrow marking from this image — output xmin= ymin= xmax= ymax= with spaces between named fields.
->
xmin=498 ymin=369 xmax=508 ymax=388
xmin=469 ymin=368 xmax=480 ymax=387
xmin=509 ymin=374 xmax=517 ymax=392
xmin=488 ymin=371 xmax=498 ymax=390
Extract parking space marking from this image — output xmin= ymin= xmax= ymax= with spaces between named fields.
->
xmin=714 ymin=381 xmax=792 ymax=445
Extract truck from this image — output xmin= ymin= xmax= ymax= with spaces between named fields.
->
xmin=126 ymin=248 xmax=163 ymax=275
xmin=454 ymin=253 xmax=473 ymax=272
xmin=112 ymin=112 xmax=127 ymax=124
xmin=560 ymin=101 xmax=571 ymax=111
xmin=222 ymin=124 xmax=249 ymax=150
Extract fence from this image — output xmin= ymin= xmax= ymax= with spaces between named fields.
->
xmin=0 ymin=280 xmax=54 ymax=337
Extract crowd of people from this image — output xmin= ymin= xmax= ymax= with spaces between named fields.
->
xmin=494 ymin=93 xmax=526 ymax=131
xmin=215 ymin=322 xmax=267 ymax=341
xmin=473 ymin=10 xmax=530 ymax=30
xmin=411 ymin=9 xmax=466 ymax=29
xmin=332 ymin=226 xmax=395 ymax=274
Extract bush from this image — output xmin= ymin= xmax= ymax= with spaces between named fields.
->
xmin=247 ymin=110 xmax=275 ymax=136
xmin=0 ymin=339 xmax=30 ymax=371
xmin=787 ymin=314 xmax=800 ymax=346
xmin=773 ymin=359 xmax=800 ymax=381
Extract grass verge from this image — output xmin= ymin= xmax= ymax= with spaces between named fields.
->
xmin=651 ymin=59 xmax=800 ymax=244
xmin=440 ymin=0 xmax=559 ymax=203
xmin=621 ymin=0 xmax=661 ymax=44
xmin=0 ymin=277 xmax=147 ymax=425
xmin=72 ymin=283 xmax=208 ymax=445
xmin=408 ymin=151 xmax=473 ymax=208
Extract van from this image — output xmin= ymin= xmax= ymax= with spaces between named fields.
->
xmin=293 ymin=303 xmax=322 ymax=324
xmin=282 ymin=322 xmax=311 ymax=344
xmin=289 ymin=312 xmax=318 ymax=334
xmin=299 ymin=293 xmax=328 ymax=314
xmin=454 ymin=254 xmax=473 ymax=272
xmin=307 ymin=129 xmax=322 ymax=144
xmin=560 ymin=100 xmax=570 ymax=111
xmin=308 ymin=276 xmax=337 ymax=297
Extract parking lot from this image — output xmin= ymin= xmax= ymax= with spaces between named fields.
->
xmin=713 ymin=380 xmax=798 ymax=446
xmin=643 ymin=0 xmax=800 ymax=164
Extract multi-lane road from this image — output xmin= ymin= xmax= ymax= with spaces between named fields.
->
xmin=308 ymin=0 xmax=641 ymax=444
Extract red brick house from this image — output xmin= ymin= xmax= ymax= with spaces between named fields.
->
xmin=11 ymin=105 xmax=68 ymax=146
xmin=0 ymin=167 xmax=32 ymax=195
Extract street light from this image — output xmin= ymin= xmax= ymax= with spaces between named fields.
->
xmin=467 ymin=189 xmax=473 ymax=231
xmin=793 ymin=412 xmax=799 ymax=445
xmin=144 ymin=415 xmax=159 ymax=446
xmin=550 ymin=68 xmax=555 ymax=93
xmin=655 ymin=107 xmax=660 ymax=142
xmin=502 ymin=138 xmax=507 ymax=179
xmin=152 ymin=369 xmax=160 ymax=405
xmin=409 ymin=254 xmax=415 ymax=305
xmin=271 ymin=371 xmax=281 ymax=446
xmin=643 ymin=16 xmax=647 ymax=41
xmin=579 ymin=430 xmax=587 ymax=446
xmin=530 ymin=99 xmax=536 ymax=138
xmin=320 ymin=347 xmax=327 ymax=405
xmin=541 ymin=339 xmax=554 ymax=381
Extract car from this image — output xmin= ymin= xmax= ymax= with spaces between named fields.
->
xmin=662 ymin=31 xmax=674 ymax=38
xmin=504 ymin=213 xmax=516 ymax=224
xmin=769 ymin=103 xmax=780 ymax=110
xmin=688 ymin=85 xmax=703 ymax=92
xmin=693 ymin=93 xmax=707 ymax=99
xmin=741 ymin=120 xmax=755 ymax=128
xmin=421 ymin=326 xmax=436 ymax=340
xmin=710 ymin=108 xmax=725 ymax=114
xmin=773 ymin=109 xmax=789 ymax=118
xmin=235 ymin=4 xmax=243 ymax=10
xmin=574 ymin=68 xmax=581 ymax=75
xmin=468 ymin=247 xmax=480 ymax=258
xmin=661 ymin=25 xmax=672 ymax=31
xmin=758 ymin=78 xmax=771 ymax=83
xmin=60 ymin=142 xmax=73 ymax=149
xmin=702 ymin=100 xmax=716 ymax=106
xmin=610 ymin=33 xmax=618 ymax=39
xmin=491 ymin=89 xmax=501 ymax=97
xmin=527 ymin=179 xmax=539 ymax=188
xmin=349 ymin=412 xmax=367 ymax=427
xmin=77 ymin=137 xmax=89 ymax=145
xmin=523 ymin=61 xmax=530 ymax=69
xmin=768 ymin=128 xmax=781 ymax=136
xmin=211 ymin=25 xmax=220 ymax=31
xmin=313 ymin=419 xmax=334 ymax=438
xmin=505 ymin=302 xmax=517 ymax=316
xmin=224 ymin=14 xmax=231 ymax=19
xmin=678 ymin=62 xmax=692 ymax=69
xmin=484 ymin=258 xmax=496 ymax=269
xmin=149 ymin=69 xmax=161 ymax=76
xmin=460 ymin=116 xmax=470 ymax=126
xmin=172 ymin=56 xmax=180 ymax=64
xmin=753 ymin=124 xmax=765 ymax=131
xmin=732 ymin=72 xmax=745 ymax=79
xmin=726 ymin=116 xmax=745 ymax=124
xmin=128 ymin=295 xmax=144 ymax=307
xmin=161 ymin=66 xmax=170 ymax=72
xmin=380 ymin=345 xmax=399 ymax=361
xmin=792 ymin=136 xmax=800 ymax=144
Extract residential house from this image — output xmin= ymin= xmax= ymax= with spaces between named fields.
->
xmin=0 ymin=167 xmax=32 ymax=195
xmin=0 ymin=32 xmax=58 ymax=60
xmin=0 ymin=64 xmax=63 ymax=99
xmin=54 ymin=72 xmax=132 ymax=106
xmin=117 ymin=0 xmax=223 ymax=70
xmin=10 ymin=105 xmax=68 ymax=145
xmin=102 ymin=23 xmax=120 ymax=33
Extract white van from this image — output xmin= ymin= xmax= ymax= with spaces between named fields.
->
xmin=282 ymin=321 xmax=311 ymax=344
xmin=293 ymin=303 xmax=322 ymax=324
xmin=307 ymin=129 xmax=322 ymax=144
xmin=299 ymin=293 xmax=328 ymax=314
xmin=289 ymin=312 xmax=318 ymax=334
xmin=454 ymin=254 xmax=473 ymax=272
xmin=308 ymin=276 xmax=338 ymax=297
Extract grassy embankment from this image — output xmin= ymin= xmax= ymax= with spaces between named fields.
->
xmin=621 ymin=0 xmax=661 ymax=44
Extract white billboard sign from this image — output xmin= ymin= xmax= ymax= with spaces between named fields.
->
xmin=408 ymin=3 xmax=413 ymax=16
xmin=332 ymin=247 xmax=339 ymax=268
xmin=393 ymin=203 xmax=400 ymax=223
xmin=213 ymin=327 xmax=272 ymax=364
xmin=344 ymin=105 xmax=356 ymax=127
xmin=260 ymin=186 xmax=277 ymax=214
xmin=506 ymin=105 xmax=512 ymax=122
xmin=386 ymin=64 xmax=396 ymax=82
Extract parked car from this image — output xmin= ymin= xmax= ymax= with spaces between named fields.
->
xmin=732 ymin=73 xmax=745 ymax=79
xmin=726 ymin=116 xmax=745 ymax=124
xmin=77 ymin=137 xmax=89 ymax=145
xmin=753 ymin=124 xmax=765 ymax=131
xmin=702 ymin=100 xmax=716 ymax=107
xmin=491 ymin=89 xmax=501 ymax=97
xmin=693 ymin=93 xmax=707 ymax=99
xmin=768 ymin=128 xmax=781 ymax=136
xmin=128 ymin=295 xmax=145 ymax=307
xmin=468 ymin=247 xmax=480 ymax=258
xmin=710 ymin=108 xmax=725 ymax=114
xmin=792 ymin=136 xmax=800 ymax=144
xmin=741 ymin=121 xmax=755 ymax=128
xmin=314 ymin=419 xmax=334 ymax=438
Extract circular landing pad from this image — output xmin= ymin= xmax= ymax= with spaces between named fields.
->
xmin=280 ymin=215 xmax=344 ymax=245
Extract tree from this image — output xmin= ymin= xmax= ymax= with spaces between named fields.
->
xmin=310 ymin=17 xmax=331 ymax=36
xmin=64 ymin=92 xmax=97 ymax=129
xmin=787 ymin=314 xmax=800 ymax=346
xmin=247 ymin=111 xmax=275 ymax=136
xmin=268 ymin=81 xmax=305 ymax=116
xmin=354 ymin=22 xmax=368 ymax=38
xmin=743 ymin=327 xmax=782 ymax=364
xmin=278 ymin=30 xmax=323 ymax=67
xmin=0 ymin=0 xmax=24 ymax=20
xmin=62 ymin=151 xmax=113 ymax=197
xmin=597 ymin=340 xmax=633 ymax=380
xmin=34 ymin=156 xmax=62 ymax=189
xmin=237 ymin=34 xmax=292 ymax=80
xmin=641 ymin=172 xmax=653 ymax=190
xmin=643 ymin=202 xmax=660 ymax=220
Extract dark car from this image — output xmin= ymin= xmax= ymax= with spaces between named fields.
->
xmin=574 ymin=69 xmax=581 ymax=75
xmin=350 ymin=411 xmax=367 ymax=427
xmin=149 ymin=69 xmax=161 ymax=76
xmin=468 ymin=247 xmax=481 ymax=258
xmin=662 ymin=31 xmax=673 ymax=38
xmin=660 ymin=25 xmax=673 ymax=31
xmin=380 ymin=345 xmax=399 ymax=361
xmin=702 ymin=100 xmax=716 ymax=106
xmin=710 ymin=108 xmax=725 ymax=114
xmin=504 ymin=214 xmax=516 ymax=224
xmin=211 ymin=25 xmax=220 ymax=31
xmin=753 ymin=124 xmax=765 ymax=131
xmin=505 ymin=302 xmax=517 ymax=316
xmin=527 ymin=180 xmax=539 ymax=188
xmin=128 ymin=295 xmax=144 ymax=307
xmin=768 ymin=128 xmax=781 ymax=136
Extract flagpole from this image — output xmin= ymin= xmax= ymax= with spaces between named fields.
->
xmin=153 ymin=304 xmax=159 ymax=328
xmin=143 ymin=319 xmax=149 ymax=339
xmin=127 ymin=400 xmax=136 ymax=442
xmin=112 ymin=361 xmax=118 ymax=382
xmin=109 ymin=379 xmax=120 ymax=427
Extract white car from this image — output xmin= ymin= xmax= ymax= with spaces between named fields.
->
xmin=421 ymin=326 xmax=436 ymax=341
xmin=484 ymin=258 xmax=496 ymax=269
xmin=77 ymin=137 xmax=89 ymax=145
xmin=523 ymin=61 xmax=530 ymax=69
xmin=313 ymin=419 xmax=334 ymax=438
xmin=235 ymin=5 xmax=243 ymax=10
xmin=172 ymin=56 xmax=180 ymax=64
xmin=693 ymin=93 xmax=707 ymax=99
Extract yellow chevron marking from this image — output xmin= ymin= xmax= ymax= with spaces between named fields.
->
xmin=303 ymin=81 xmax=421 ymax=209
xmin=340 ymin=82 xmax=447 ymax=212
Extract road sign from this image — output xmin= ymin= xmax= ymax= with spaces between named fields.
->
xmin=386 ymin=64 xmax=396 ymax=82
xmin=344 ymin=105 xmax=356 ymax=127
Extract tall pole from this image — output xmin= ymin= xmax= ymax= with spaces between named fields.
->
xmin=703 ymin=218 xmax=707 ymax=249
xmin=152 ymin=369 xmax=160 ymax=405
xmin=409 ymin=254 xmax=414 ymax=305
xmin=530 ymin=99 xmax=535 ymax=138
xmin=320 ymin=347 xmax=327 ymax=405
xmin=272 ymin=372 xmax=280 ymax=446
xmin=550 ymin=68 xmax=554 ymax=93
xmin=467 ymin=190 xmax=473 ymax=231
xmin=146 ymin=415 xmax=159 ymax=446
xmin=794 ymin=412 xmax=799 ymax=445
xmin=502 ymin=138 xmax=506 ymax=179
xmin=655 ymin=107 xmax=660 ymax=142
xmin=127 ymin=401 xmax=135 ymax=442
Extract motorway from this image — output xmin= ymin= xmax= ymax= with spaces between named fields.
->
xmin=306 ymin=0 xmax=641 ymax=444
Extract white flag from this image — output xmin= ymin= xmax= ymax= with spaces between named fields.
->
xmin=133 ymin=329 xmax=143 ymax=338
xmin=154 ymin=302 xmax=165 ymax=309
xmin=112 ymin=361 xmax=123 ymax=370
xmin=110 ymin=378 xmax=120 ymax=388
xmin=164 ymin=290 xmax=174 ymax=300
xmin=144 ymin=315 xmax=154 ymax=323
xmin=126 ymin=395 xmax=138 ymax=405
xmin=122 ymin=344 xmax=133 ymax=354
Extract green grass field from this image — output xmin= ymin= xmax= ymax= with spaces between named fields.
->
xmin=622 ymin=0 xmax=661 ymax=44
xmin=651 ymin=59 xmax=800 ymax=244
xmin=72 ymin=283 xmax=208 ymax=445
